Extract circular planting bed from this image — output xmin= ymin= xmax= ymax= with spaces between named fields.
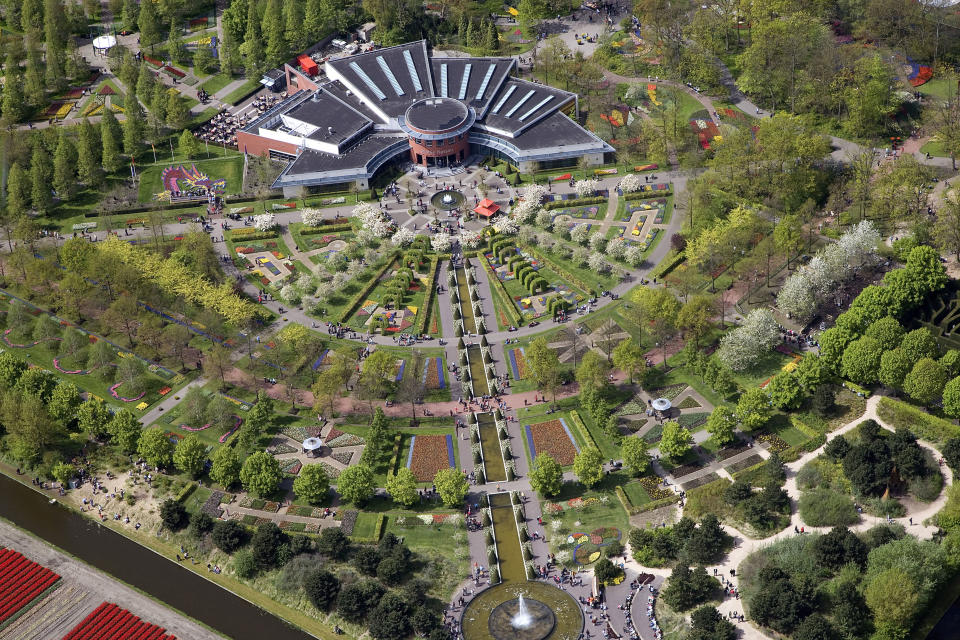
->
xmin=462 ymin=581 xmax=583 ymax=640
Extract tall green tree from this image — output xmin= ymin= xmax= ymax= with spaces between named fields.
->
xmin=1 ymin=52 xmax=26 ymax=125
xmin=529 ymin=452 xmax=563 ymax=497
xmin=101 ymin=108 xmax=122 ymax=173
xmin=138 ymin=0 xmax=161 ymax=49
xmin=30 ymin=143 xmax=53 ymax=213
xmin=244 ymin=0 xmax=265 ymax=77
xmin=52 ymin=128 xmax=76 ymax=201
xmin=573 ymin=446 xmax=604 ymax=488
xmin=122 ymin=90 xmax=144 ymax=156
xmin=77 ymin=118 xmax=103 ymax=186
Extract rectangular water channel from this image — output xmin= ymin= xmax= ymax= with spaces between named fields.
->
xmin=455 ymin=266 xmax=477 ymax=334
xmin=467 ymin=345 xmax=489 ymax=397
xmin=477 ymin=412 xmax=506 ymax=482
xmin=490 ymin=492 xmax=526 ymax=583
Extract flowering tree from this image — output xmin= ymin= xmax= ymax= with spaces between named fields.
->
xmin=296 ymin=274 xmax=316 ymax=295
xmin=535 ymin=210 xmax=554 ymax=229
xmin=588 ymin=253 xmax=609 ymax=273
xmin=391 ymin=227 xmax=416 ymax=247
xmin=776 ymin=270 xmax=817 ymax=321
xmin=459 ymin=232 xmax=483 ymax=248
xmin=572 ymin=247 xmax=589 ymax=266
xmin=618 ymin=174 xmax=644 ymax=193
xmin=300 ymin=208 xmax=325 ymax=226
xmin=524 ymin=183 xmax=547 ymax=205
xmin=493 ymin=216 xmax=519 ymax=235
xmin=607 ymin=237 xmax=627 ymax=261
xmin=280 ymin=284 xmax=301 ymax=304
xmin=574 ymin=178 xmax=600 ymax=198
xmin=589 ymin=232 xmax=606 ymax=252
xmin=717 ymin=309 xmax=781 ymax=371
xmin=625 ymin=245 xmax=644 ymax=267
xmin=431 ymin=233 xmax=452 ymax=253
xmin=253 ymin=213 xmax=276 ymax=232
xmin=571 ymin=224 xmax=591 ymax=245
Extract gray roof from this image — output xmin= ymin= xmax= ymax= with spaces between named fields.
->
xmin=320 ymin=80 xmax=384 ymax=123
xmin=509 ymin=111 xmax=602 ymax=151
xmin=284 ymin=135 xmax=405 ymax=174
xmin=325 ymin=41 xmax=433 ymax=119
xmin=284 ymin=91 xmax=371 ymax=146
xmin=481 ymin=79 xmax=575 ymax=136
xmin=428 ymin=57 xmax=513 ymax=116
xmin=405 ymin=97 xmax=469 ymax=131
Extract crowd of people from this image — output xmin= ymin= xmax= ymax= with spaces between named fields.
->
xmin=195 ymin=108 xmax=245 ymax=147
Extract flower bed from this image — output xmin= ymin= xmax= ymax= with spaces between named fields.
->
xmin=649 ymin=384 xmax=687 ymax=401
xmin=332 ymin=451 xmax=353 ymax=465
xmin=280 ymin=459 xmax=302 ymax=475
xmin=677 ymin=413 xmax=709 ymax=430
xmin=755 ymin=433 xmax=789 ymax=452
xmin=508 ymin=348 xmax=528 ymax=380
xmin=638 ymin=476 xmax=672 ymax=500
xmin=52 ymin=358 xmax=89 ymax=374
xmin=319 ymin=461 xmax=340 ymax=478
xmin=340 ymin=510 xmax=358 ymax=535
xmin=570 ymin=527 xmax=622 ymax=565
xmin=201 ymin=491 xmax=225 ymax=518
xmin=406 ymin=434 xmax=455 ymax=482
xmin=162 ymin=65 xmax=186 ymax=79
xmin=422 ymin=356 xmax=446 ymax=389
xmin=62 ymin=603 xmax=174 ymax=640
xmin=525 ymin=419 xmax=580 ymax=466
xmin=327 ymin=433 xmax=365 ymax=447
xmin=267 ymin=441 xmax=297 ymax=455
xmin=219 ymin=416 xmax=242 ymax=443
xmin=281 ymin=426 xmax=321 ymax=441
xmin=109 ymin=382 xmax=146 ymax=402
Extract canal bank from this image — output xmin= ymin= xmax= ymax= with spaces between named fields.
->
xmin=0 ymin=468 xmax=329 ymax=640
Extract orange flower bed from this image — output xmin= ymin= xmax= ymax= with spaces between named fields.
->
xmin=408 ymin=434 xmax=454 ymax=482
xmin=528 ymin=419 xmax=578 ymax=466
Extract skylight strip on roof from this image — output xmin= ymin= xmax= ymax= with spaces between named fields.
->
xmin=491 ymin=84 xmax=516 ymax=114
xmin=475 ymin=64 xmax=496 ymax=101
xmin=458 ymin=64 xmax=472 ymax=100
xmin=376 ymin=56 xmax=404 ymax=96
xmin=403 ymin=50 xmax=423 ymax=92
xmin=349 ymin=61 xmax=386 ymax=100
xmin=440 ymin=65 xmax=448 ymax=97
xmin=518 ymin=96 xmax=553 ymax=121
xmin=504 ymin=90 xmax=535 ymax=118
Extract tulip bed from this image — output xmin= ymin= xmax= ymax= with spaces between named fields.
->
xmin=525 ymin=419 xmax=580 ymax=466
xmin=62 ymin=602 xmax=177 ymax=640
xmin=0 ymin=548 xmax=61 ymax=627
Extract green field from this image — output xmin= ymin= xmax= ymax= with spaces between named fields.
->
xmin=199 ymin=73 xmax=235 ymax=96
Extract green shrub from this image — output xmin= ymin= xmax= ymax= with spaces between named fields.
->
xmin=877 ymin=397 xmax=960 ymax=445
xmin=861 ymin=497 xmax=906 ymax=518
xmin=798 ymin=489 xmax=858 ymax=527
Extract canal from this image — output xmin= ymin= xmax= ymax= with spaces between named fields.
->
xmin=455 ymin=266 xmax=477 ymax=334
xmin=477 ymin=412 xmax=506 ymax=483
xmin=488 ymin=493 xmax=525 ymax=583
xmin=0 ymin=472 xmax=316 ymax=640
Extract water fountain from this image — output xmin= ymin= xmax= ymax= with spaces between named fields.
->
xmin=431 ymin=189 xmax=465 ymax=211
xmin=512 ymin=595 xmax=533 ymax=629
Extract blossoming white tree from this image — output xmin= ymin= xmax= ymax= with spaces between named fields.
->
xmin=618 ymin=173 xmax=644 ymax=193
xmin=296 ymin=274 xmax=316 ymax=295
xmin=431 ymin=233 xmax=452 ymax=253
xmin=607 ymin=237 xmax=627 ymax=260
xmin=280 ymin=284 xmax=301 ymax=304
xmin=625 ymin=245 xmax=644 ymax=267
xmin=300 ymin=208 xmax=325 ymax=227
xmin=588 ymin=253 xmax=608 ymax=273
xmin=493 ymin=216 xmax=519 ymax=235
xmin=571 ymin=224 xmax=591 ymax=245
xmin=391 ymin=227 xmax=416 ymax=247
xmin=459 ymin=232 xmax=483 ymax=248
xmin=589 ymin=232 xmax=607 ymax=252
xmin=253 ymin=213 xmax=276 ymax=231
xmin=574 ymin=178 xmax=600 ymax=198
xmin=572 ymin=246 xmax=589 ymax=266
xmin=535 ymin=210 xmax=554 ymax=229
xmin=717 ymin=309 xmax=780 ymax=371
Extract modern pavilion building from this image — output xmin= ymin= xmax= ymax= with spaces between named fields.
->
xmin=235 ymin=40 xmax=614 ymax=196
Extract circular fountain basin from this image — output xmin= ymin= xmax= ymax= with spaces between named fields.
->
xmin=431 ymin=189 xmax=465 ymax=211
xmin=462 ymin=582 xmax=583 ymax=640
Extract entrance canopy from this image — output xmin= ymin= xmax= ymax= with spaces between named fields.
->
xmin=303 ymin=437 xmax=323 ymax=451
xmin=474 ymin=198 xmax=501 ymax=218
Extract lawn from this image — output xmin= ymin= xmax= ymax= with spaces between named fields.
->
xmin=148 ymin=387 xmax=248 ymax=450
xmin=720 ymin=350 xmax=796 ymax=390
xmin=137 ymin=156 xmax=245 ymax=203
xmin=620 ymin=479 xmax=652 ymax=508
xmin=224 ymin=79 xmax=263 ymax=105
xmin=920 ymin=139 xmax=950 ymax=158
xmin=918 ymin=76 xmax=958 ymax=101
xmin=199 ymin=73 xmax=235 ymax=96
xmin=287 ymin=222 xmax=356 ymax=253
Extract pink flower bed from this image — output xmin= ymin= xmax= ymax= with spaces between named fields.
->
xmin=109 ymin=382 xmax=146 ymax=402
xmin=53 ymin=358 xmax=87 ymax=374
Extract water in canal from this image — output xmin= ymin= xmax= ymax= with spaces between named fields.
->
xmin=0 ymin=472 xmax=316 ymax=640
xmin=477 ymin=412 xmax=506 ymax=483
xmin=455 ymin=266 xmax=477 ymax=334
xmin=488 ymin=493 xmax=525 ymax=583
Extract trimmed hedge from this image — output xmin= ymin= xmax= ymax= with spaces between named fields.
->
xmin=543 ymin=195 xmax=607 ymax=210
xmin=569 ymin=410 xmax=599 ymax=450
xmin=778 ymin=433 xmax=826 ymax=463
xmin=299 ymin=223 xmax=353 ymax=235
xmin=877 ymin=397 xmax=960 ymax=445
xmin=623 ymin=190 xmax=672 ymax=200
xmin=228 ymin=229 xmax=280 ymax=242
xmin=523 ymin=245 xmax=599 ymax=296
xmin=385 ymin=433 xmax=403 ymax=478
xmin=633 ymin=494 xmax=682 ymax=514
xmin=351 ymin=514 xmax=388 ymax=543
xmin=176 ymin=483 xmax=198 ymax=503
xmin=335 ymin=252 xmax=400 ymax=324
xmin=649 ymin=251 xmax=685 ymax=279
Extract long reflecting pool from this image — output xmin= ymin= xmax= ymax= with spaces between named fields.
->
xmin=0 ymin=472 xmax=315 ymax=640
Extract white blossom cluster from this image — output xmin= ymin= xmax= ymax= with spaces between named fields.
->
xmin=717 ymin=309 xmax=781 ymax=371
xmin=492 ymin=216 xmax=519 ymax=235
xmin=391 ymin=227 xmax=416 ymax=247
xmin=253 ymin=213 xmax=276 ymax=232
xmin=459 ymin=232 xmax=483 ymax=248
xmin=776 ymin=221 xmax=880 ymax=322
xmin=574 ymin=178 xmax=600 ymax=198
xmin=300 ymin=208 xmax=325 ymax=227
xmin=618 ymin=173 xmax=644 ymax=193
xmin=431 ymin=233 xmax=453 ymax=253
